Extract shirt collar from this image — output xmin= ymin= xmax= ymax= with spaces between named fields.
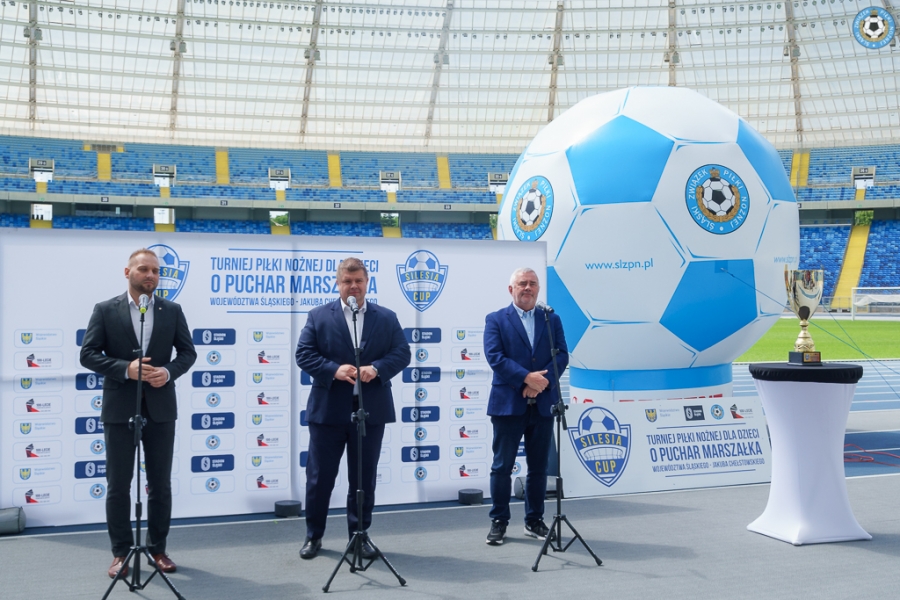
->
xmin=513 ymin=303 xmax=533 ymax=318
xmin=127 ymin=292 xmax=156 ymax=309
xmin=341 ymin=298 xmax=367 ymax=314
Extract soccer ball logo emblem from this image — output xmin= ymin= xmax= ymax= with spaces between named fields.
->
xmin=509 ymin=176 xmax=555 ymax=241
xmin=861 ymin=10 xmax=888 ymax=42
xmin=698 ymin=169 xmax=741 ymax=221
xmin=517 ymin=181 xmax=545 ymax=231
xmin=568 ymin=406 xmax=631 ymax=487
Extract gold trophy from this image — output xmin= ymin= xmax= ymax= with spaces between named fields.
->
xmin=784 ymin=267 xmax=824 ymax=365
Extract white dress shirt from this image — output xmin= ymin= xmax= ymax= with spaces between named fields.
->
xmin=125 ymin=292 xmax=169 ymax=382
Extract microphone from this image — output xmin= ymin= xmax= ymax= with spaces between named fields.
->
xmin=536 ymin=301 xmax=554 ymax=314
xmin=347 ymin=295 xmax=359 ymax=314
xmin=139 ymin=294 xmax=150 ymax=314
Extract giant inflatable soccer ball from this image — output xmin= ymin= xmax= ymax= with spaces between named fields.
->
xmin=498 ymin=87 xmax=799 ymax=399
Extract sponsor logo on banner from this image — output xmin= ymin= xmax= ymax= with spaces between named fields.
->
xmin=452 ymin=424 xmax=487 ymax=440
xmin=453 ymin=348 xmax=484 ymax=363
xmin=75 ymin=373 xmax=103 ymax=391
xmin=90 ymin=439 xmax=105 ymax=455
xmin=191 ymin=455 xmax=235 ymax=473
xmin=206 ymin=435 xmax=221 ymax=450
xmin=149 ymin=244 xmax=190 ymax=300
xmin=684 ymin=405 xmax=705 ymax=421
xmin=18 ymin=442 xmax=62 ymax=459
xmin=453 ymin=329 xmax=483 ymax=342
xmin=251 ymin=456 xmax=262 ymax=467
xmin=17 ymin=397 xmax=62 ymax=415
xmin=74 ymin=460 xmax=107 ymax=479
xmin=206 ymin=351 xmax=222 ymax=366
xmin=451 ymin=444 xmax=487 ymax=459
xmin=18 ymin=468 xmax=31 ymax=480
xmin=451 ymin=406 xmax=487 ymax=421
xmin=250 ymin=433 xmax=288 ymax=448
xmin=252 ymin=350 xmax=289 ymax=365
xmin=19 ymin=487 xmax=61 ymax=505
xmin=452 ymin=463 xmax=487 ymax=479
xmin=192 ymin=371 xmax=235 ymax=388
xmin=685 ymin=165 xmax=749 ymax=235
xmin=206 ymin=393 xmax=222 ymax=408
xmin=253 ymin=331 xmax=264 ymax=342
xmin=453 ymin=386 xmax=487 ymax=401
xmin=250 ymin=391 xmax=289 ymax=407
xmin=400 ymin=425 xmax=440 ymax=443
xmin=74 ymin=394 xmax=104 ymax=413
xmin=193 ymin=329 xmax=236 ymax=345
xmin=512 ymin=461 xmax=522 ymax=475
xmin=401 ymin=466 xmax=440 ymax=483
xmin=396 ymin=250 xmax=449 ymax=312
xmin=403 ymin=328 xmax=441 ymax=343
xmin=90 ymin=483 xmax=106 ymax=499
xmin=252 ymin=414 xmax=263 ymax=426
xmin=415 ymin=348 xmax=429 ymax=363
xmin=74 ymin=417 xmax=103 ymax=435
xmin=247 ymin=329 xmax=290 ymax=345
xmin=730 ymin=404 xmax=753 ymax=419
xmin=15 ymin=330 xmax=63 ymax=347
xmin=401 ymin=406 xmax=440 ymax=423
xmin=19 ymin=352 xmax=62 ymax=369
xmin=19 ymin=378 xmax=32 ymax=390
xmin=16 ymin=419 xmax=63 ymax=437
xmin=248 ymin=370 xmax=289 ymax=386
xmin=852 ymin=7 xmax=896 ymax=49
xmin=568 ymin=406 xmax=631 ymax=487
xmin=645 ymin=409 xmax=658 ymax=423
xmin=454 ymin=368 xmax=489 ymax=381
xmin=401 ymin=446 xmax=440 ymax=462
xmin=401 ymin=386 xmax=439 ymax=404
xmin=710 ymin=404 xmax=725 ymax=420
xmin=250 ymin=474 xmax=288 ymax=490
xmin=402 ymin=367 xmax=441 ymax=383
xmin=511 ymin=176 xmax=554 ymax=241
xmin=191 ymin=413 xmax=235 ymax=430
xmin=190 ymin=476 xmax=235 ymax=494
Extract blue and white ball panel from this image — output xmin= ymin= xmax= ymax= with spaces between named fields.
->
xmin=552 ymin=202 xmax=687 ymax=324
xmin=736 ymin=120 xmax=796 ymax=203
xmin=618 ymin=86 xmax=740 ymax=144
xmin=524 ymin=88 xmax=629 ymax=156
xmin=569 ymin=322 xmax=698 ymax=372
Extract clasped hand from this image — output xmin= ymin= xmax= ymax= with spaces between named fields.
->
xmin=128 ymin=357 xmax=167 ymax=388
xmin=522 ymin=370 xmax=549 ymax=398
xmin=335 ymin=364 xmax=378 ymax=384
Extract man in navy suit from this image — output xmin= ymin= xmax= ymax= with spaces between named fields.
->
xmin=483 ymin=267 xmax=568 ymax=545
xmin=80 ymin=249 xmax=196 ymax=578
xmin=295 ymin=257 xmax=411 ymax=559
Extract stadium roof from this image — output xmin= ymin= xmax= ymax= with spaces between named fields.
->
xmin=1 ymin=0 xmax=899 ymax=152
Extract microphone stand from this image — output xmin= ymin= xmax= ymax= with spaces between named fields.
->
xmin=323 ymin=299 xmax=406 ymax=592
xmin=532 ymin=306 xmax=602 ymax=572
xmin=103 ymin=298 xmax=185 ymax=600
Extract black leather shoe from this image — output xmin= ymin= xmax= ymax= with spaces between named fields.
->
xmin=300 ymin=537 xmax=322 ymax=559
xmin=359 ymin=540 xmax=377 ymax=560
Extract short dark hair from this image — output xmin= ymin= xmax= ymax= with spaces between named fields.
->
xmin=336 ymin=257 xmax=368 ymax=279
xmin=128 ymin=248 xmax=157 ymax=266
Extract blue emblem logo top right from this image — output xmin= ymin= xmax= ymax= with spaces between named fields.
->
xmin=685 ymin=165 xmax=749 ymax=235
xmin=397 ymin=250 xmax=448 ymax=312
xmin=568 ymin=406 xmax=631 ymax=487
xmin=853 ymin=7 xmax=896 ymax=49
xmin=510 ymin=176 xmax=554 ymax=241
xmin=149 ymin=244 xmax=189 ymax=301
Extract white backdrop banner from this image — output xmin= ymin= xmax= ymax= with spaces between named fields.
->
xmin=560 ymin=397 xmax=771 ymax=497
xmin=0 ymin=229 xmax=545 ymax=527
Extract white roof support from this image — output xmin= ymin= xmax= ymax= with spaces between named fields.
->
xmin=27 ymin=0 xmax=38 ymax=128
xmin=547 ymin=1 xmax=565 ymax=123
xmin=667 ymin=1 xmax=678 ymax=87
xmin=299 ymin=0 xmax=324 ymax=142
xmin=169 ymin=0 xmax=187 ymax=135
xmin=784 ymin=0 xmax=804 ymax=147
xmin=424 ymin=0 xmax=455 ymax=145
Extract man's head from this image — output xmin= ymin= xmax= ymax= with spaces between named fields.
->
xmin=336 ymin=257 xmax=369 ymax=306
xmin=125 ymin=249 xmax=160 ymax=302
xmin=508 ymin=268 xmax=539 ymax=312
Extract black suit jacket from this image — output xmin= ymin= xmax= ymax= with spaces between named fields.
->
xmin=80 ymin=293 xmax=197 ymax=424
xmin=295 ymin=300 xmax=411 ymax=426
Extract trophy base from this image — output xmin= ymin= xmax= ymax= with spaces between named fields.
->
xmin=789 ymin=351 xmax=822 ymax=365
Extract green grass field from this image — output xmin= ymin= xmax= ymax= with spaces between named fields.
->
xmin=735 ymin=318 xmax=900 ymax=362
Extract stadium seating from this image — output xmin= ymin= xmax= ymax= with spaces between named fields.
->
xmin=340 ymin=152 xmax=438 ymax=188
xmin=0 ymin=213 xmax=30 ymax=228
xmin=0 ymin=136 xmax=95 ymax=177
xmin=396 ymin=190 xmax=497 ymax=204
xmin=290 ymin=221 xmax=382 ymax=237
xmin=807 ymin=145 xmax=900 ymax=185
xmin=402 ymin=222 xmax=493 ymax=240
xmin=859 ymin=220 xmax=900 ymax=288
xmin=447 ymin=154 xmax=519 ymax=189
xmin=53 ymin=216 xmax=154 ymax=231
xmin=777 ymin=149 xmax=793 ymax=179
xmin=229 ymin=148 xmax=330 ymax=186
xmin=175 ymin=219 xmax=271 ymax=235
xmin=285 ymin=188 xmax=385 ymax=203
xmin=799 ymin=225 xmax=851 ymax=299
xmin=862 ymin=185 xmax=900 ymax=200
xmin=0 ymin=177 xmax=38 ymax=192
xmin=112 ymin=144 xmax=216 ymax=182
xmin=47 ymin=180 xmax=159 ymax=197
xmin=797 ymin=187 xmax=857 ymax=202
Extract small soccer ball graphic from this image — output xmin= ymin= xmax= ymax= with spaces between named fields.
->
xmin=91 ymin=440 xmax=105 ymax=454
xmin=863 ymin=13 xmax=887 ymax=40
xmin=577 ymin=407 xmax=625 ymax=461
xmin=700 ymin=176 xmax=737 ymax=219
xmin=518 ymin=183 xmax=545 ymax=229
xmin=407 ymin=251 xmax=438 ymax=272
xmin=498 ymin=86 xmax=799 ymax=394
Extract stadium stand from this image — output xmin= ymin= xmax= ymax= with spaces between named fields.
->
xmin=53 ymin=216 xmax=154 ymax=231
xmin=799 ymin=225 xmax=851 ymax=300
xmin=777 ymin=149 xmax=793 ymax=179
xmin=797 ymin=187 xmax=857 ymax=202
xmin=175 ymin=219 xmax=271 ymax=235
xmin=807 ymin=145 xmax=900 ymax=185
xmin=0 ymin=136 xmax=95 ymax=177
xmin=859 ymin=220 xmax=900 ymax=288
xmin=396 ymin=190 xmax=497 ymax=204
xmin=402 ymin=222 xmax=493 ymax=240
xmin=0 ymin=176 xmax=39 ymax=192
xmin=340 ymin=152 xmax=438 ymax=188
xmin=47 ymin=180 xmax=159 ymax=197
xmin=112 ymin=144 xmax=216 ymax=182
xmin=169 ymin=184 xmax=270 ymax=200
xmin=863 ymin=185 xmax=900 ymax=200
xmin=447 ymin=154 xmax=519 ymax=189
xmin=290 ymin=221 xmax=383 ymax=237
xmin=284 ymin=188 xmax=385 ymax=203
xmin=228 ymin=148 xmax=330 ymax=186
xmin=0 ymin=213 xmax=30 ymax=228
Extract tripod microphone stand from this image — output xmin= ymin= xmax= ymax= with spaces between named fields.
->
xmin=323 ymin=297 xmax=406 ymax=592
xmin=532 ymin=303 xmax=602 ymax=572
xmin=102 ymin=295 xmax=185 ymax=600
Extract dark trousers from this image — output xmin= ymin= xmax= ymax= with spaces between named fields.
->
xmin=104 ymin=419 xmax=176 ymax=556
xmin=489 ymin=406 xmax=554 ymax=525
xmin=305 ymin=420 xmax=385 ymax=540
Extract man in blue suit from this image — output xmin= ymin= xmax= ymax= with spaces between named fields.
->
xmin=483 ymin=267 xmax=568 ymax=545
xmin=295 ymin=257 xmax=411 ymax=559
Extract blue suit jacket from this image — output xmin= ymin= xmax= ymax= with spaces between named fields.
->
xmin=484 ymin=304 xmax=569 ymax=418
xmin=295 ymin=300 xmax=411 ymax=426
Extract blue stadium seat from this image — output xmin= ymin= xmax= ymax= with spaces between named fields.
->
xmin=229 ymin=148 xmax=330 ymax=186
xmin=860 ymin=220 xmax=900 ymax=288
xmin=799 ymin=225 xmax=850 ymax=299
xmin=175 ymin=219 xmax=271 ymax=234
xmin=53 ymin=216 xmax=154 ymax=231
xmin=447 ymin=154 xmax=519 ymax=189
xmin=0 ymin=213 xmax=30 ymax=228
xmin=777 ymin=150 xmax=793 ymax=179
xmin=396 ymin=190 xmax=496 ymax=205
xmin=290 ymin=221 xmax=382 ymax=237
xmin=797 ymin=187 xmax=857 ymax=202
xmin=112 ymin=144 xmax=216 ymax=182
xmin=0 ymin=136 xmax=95 ymax=177
xmin=401 ymin=222 xmax=492 ymax=240
xmin=808 ymin=145 xmax=900 ymax=185
xmin=285 ymin=188 xmax=385 ymax=203
xmin=341 ymin=152 xmax=438 ymax=188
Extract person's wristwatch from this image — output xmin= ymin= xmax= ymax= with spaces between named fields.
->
xmin=371 ymin=366 xmax=378 ymax=377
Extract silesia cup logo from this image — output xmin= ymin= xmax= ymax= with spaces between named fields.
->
xmin=149 ymin=244 xmax=189 ymax=301
xmin=511 ymin=177 xmax=554 ymax=241
xmin=397 ymin=250 xmax=448 ymax=312
xmin=685 ymin=165 xmax=749 ymax=235
xmin=568 ymin=407 xmax=631 ymax=487
xmin=853 ymin=7 xmax=896 ymax=49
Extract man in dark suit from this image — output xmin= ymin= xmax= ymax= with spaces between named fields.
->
xmin=483 ymin=267 xmax=568 ymax=546
xmin=295 ymin=257 xmax=410 ymax=560
xmin=80 ymin=248 xmax=196 ymax=579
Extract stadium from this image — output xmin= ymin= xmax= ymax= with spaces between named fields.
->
xmin=2 ymin=1 xmax=900 ymax=599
